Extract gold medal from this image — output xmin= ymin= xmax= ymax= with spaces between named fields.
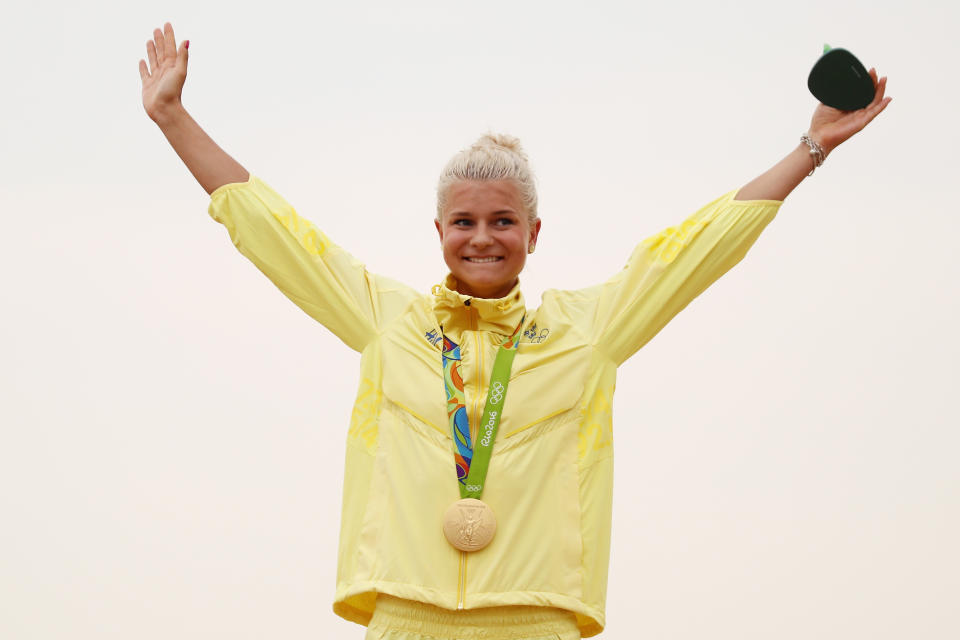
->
xmin=442 ymin=498 xmax=497 ymax=552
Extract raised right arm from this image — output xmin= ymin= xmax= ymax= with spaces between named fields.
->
xmin=139 ymin=22 xmax=248 ymax=195
xmin=140 ymin=23 xmax=422 ymax=351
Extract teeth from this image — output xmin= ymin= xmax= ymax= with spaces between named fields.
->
xmin=465 ymin=257 xmax=501 ymax=263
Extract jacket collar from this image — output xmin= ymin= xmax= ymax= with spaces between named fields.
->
xmin=432 ymin=274 xmax=526 ymax=338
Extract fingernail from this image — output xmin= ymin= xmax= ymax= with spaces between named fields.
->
xmin=185 ymin=40 xmax=189 ymax=49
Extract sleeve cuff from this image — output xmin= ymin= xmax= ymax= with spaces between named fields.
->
xmin=730 ymin=188 xmax=784 ymax=206
xmin=209 ymin=174 xmax=257 ymax=200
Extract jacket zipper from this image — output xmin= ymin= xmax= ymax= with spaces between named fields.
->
xmin=457 ymin=551 xmax=467 ymax=609
xmin=458 ymin=305 xmax=483 ymax=610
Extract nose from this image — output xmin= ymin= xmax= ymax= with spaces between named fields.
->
xmin=469 ymin=221 xmax=494 ymax=248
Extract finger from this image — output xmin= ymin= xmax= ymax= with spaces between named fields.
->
xmin=868 ymin=76 xmax=887 ymax=109
xmin=872 ymin=96 xmax=892 ymax=117
xmin=154 ymin=28 xmax=164 ymax=64
xmin=146 ymin=39 xmax=159 ymax=74
xmin=861 ymin=96 xmax=892 ymax=129
xmin=876 ymin=76 xmax=887 ymax=103
xmin=861 ymin=98 xmax=893 ymax=128
xmin=138 ymin=58 xmax=149 ymax=83
xmin=176 ymin=39 xmax=189 ymax=74
xmin=164 ymin=22 xmax=177 ymax=63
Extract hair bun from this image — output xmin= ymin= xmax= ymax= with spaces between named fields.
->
xmin=473 ymin=133 xmax=528 ymax=160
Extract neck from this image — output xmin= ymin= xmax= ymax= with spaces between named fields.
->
xmin=456 ymin=278 xmax=518 ymax=300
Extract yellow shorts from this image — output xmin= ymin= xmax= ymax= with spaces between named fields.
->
xmin=365 ymin=594 xmax=581 ymax=640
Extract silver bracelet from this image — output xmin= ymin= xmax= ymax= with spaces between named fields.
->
xmin=801 ymin=134 xmax=826 ymax=176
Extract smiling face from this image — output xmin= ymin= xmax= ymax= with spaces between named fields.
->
xmin=435 ymin=179 xmax=541 ymax=299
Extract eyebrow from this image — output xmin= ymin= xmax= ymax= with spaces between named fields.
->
xmin=448 ymin=209 xmax=520 ymax=217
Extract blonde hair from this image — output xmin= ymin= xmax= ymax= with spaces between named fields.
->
xmin=436 ymin=133 xmax=538 ymax=223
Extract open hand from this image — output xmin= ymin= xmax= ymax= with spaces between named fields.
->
xmin=138 ymin=22 xmax=189 ymax=121
xmin=809 ymin=68 xmax=892 ymax=156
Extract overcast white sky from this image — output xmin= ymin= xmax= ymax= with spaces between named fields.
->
xmin=2 ymin=0 xmax=958 ymax=638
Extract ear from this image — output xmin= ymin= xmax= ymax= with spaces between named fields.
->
xmin=528 ymin=218 xmax=542 ymax=248
xmin=434 ymin=218 xmax=443 ymax=242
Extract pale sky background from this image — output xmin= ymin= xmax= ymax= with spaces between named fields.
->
xmin=2 ymin=0 xmax=958 ymax=638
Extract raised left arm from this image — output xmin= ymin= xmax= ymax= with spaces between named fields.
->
xmin=735 ymin=68 xmax=891 ymax=202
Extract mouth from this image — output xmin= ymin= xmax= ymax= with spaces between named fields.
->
xmin=463 ymin=257 xmax=503 ymax=263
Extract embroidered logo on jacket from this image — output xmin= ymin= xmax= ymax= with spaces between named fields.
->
xmin=522 ymin=323 xmax=550 ymax=344
xmin=425 ymin=328 xmax=442 ymax=347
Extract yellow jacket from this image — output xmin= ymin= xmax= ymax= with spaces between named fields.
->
xmin=208 ymin=176 xmax=782 ymax=637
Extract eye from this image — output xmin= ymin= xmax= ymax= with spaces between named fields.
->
xmin=452 ymin=219 xmax=472 ymax=227
xmin=495 ymin=217 xmax=515 ymax=226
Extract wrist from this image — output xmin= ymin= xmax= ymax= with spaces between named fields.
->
xmin=807 ymin=130 xmax=835 ymax=157
xmin=800 ymin=134 xmax=827 ymax=176
xmin=149 ymin=100 xmax=187 ymax=127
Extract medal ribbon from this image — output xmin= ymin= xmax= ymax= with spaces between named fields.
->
xmin=441 ymin=317 xmax=524 ymax=499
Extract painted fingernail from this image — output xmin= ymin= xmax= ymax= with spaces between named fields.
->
xmin=185 ymin=40 xmax=189 ymax=49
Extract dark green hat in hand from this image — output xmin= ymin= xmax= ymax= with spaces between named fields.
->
xmin=808 ymin=44 xmax=876 ymax=111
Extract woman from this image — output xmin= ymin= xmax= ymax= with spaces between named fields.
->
xmin=139 ymin=22 xmax=890 ymax=640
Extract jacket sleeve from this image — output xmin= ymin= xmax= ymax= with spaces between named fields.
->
xmin=589 ymin=190 xmax=782 ymax=366
xmin=207 ymin=175 xmax=419 ymax=352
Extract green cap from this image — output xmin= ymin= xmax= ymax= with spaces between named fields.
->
xmin=823 ymin=43 xmax=832 ymax=54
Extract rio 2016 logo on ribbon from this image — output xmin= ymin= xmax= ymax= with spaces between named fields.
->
xmin=479 ymin=410 xmax=498 ymax=447
xmin=488 ymin=381 xmax=505 ymax=405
